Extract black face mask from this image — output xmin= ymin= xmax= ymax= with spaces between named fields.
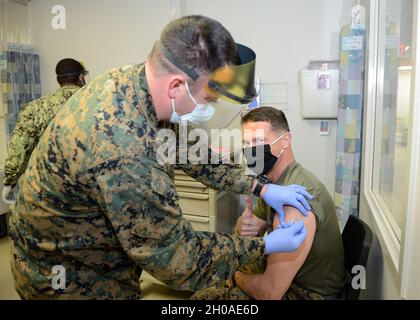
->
xmin=243 ymin=144 xmax=278 ymax=175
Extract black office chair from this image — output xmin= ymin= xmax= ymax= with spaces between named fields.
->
xmin=341 ymin=215 xmax=373 ymax=300
xmin=0 ymin=214 xmax=7 ymax=238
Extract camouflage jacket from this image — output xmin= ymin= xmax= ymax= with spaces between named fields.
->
xmin=3 ymin=85 xmax=80 ymax=186
xmin=9 ymin=63 xmax=265 ymax=300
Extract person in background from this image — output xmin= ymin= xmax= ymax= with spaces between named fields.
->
xmin=1 ymin=58 xmax=88 ymax=204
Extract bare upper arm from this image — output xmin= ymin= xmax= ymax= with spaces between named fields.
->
xmin=262 ymin=207 xmax=316 ymax=299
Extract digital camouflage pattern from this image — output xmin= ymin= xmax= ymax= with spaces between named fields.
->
xmin=190 ymin=258 xmax=331 ymax=300
xmin=190 ymin=282 xmax=331 ymax=300
xmin=8 ymin=63 xmax=265 ymax=300
xmin=3 ymin=85 xmax=81 ymax=187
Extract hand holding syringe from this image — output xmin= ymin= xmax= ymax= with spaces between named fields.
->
xmin=280 ymin=219 xmax=300 ymax=229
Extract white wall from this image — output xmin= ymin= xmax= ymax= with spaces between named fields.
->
xmin=28 ymin=0 xmax=177 ymax=95
xmin=28 ymin=0 xmax=353 ymax=196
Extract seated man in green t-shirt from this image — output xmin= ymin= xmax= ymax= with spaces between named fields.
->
xmin=233 ymin=106 xmax=348 ymax=300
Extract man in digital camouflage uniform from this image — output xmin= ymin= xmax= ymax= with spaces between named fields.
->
xmin=9 ymin=16 xmax=313 ymax=300
xmin=2 ymin=58 xmax=87 ymax=205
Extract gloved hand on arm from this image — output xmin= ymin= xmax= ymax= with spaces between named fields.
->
xmin=263 ymin=220 xmax=307 ymax=254
xmin=261 ymin=184 xmax=313 ymax=221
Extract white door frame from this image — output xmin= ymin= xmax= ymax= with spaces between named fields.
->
xmin=400 ymin=0 xmax=420 ymax=300
xmin=362 ymin=0 xmax=420 ymax=299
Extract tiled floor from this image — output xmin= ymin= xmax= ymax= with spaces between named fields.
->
xmin=0 ymin=236 xmax=192 ymax=300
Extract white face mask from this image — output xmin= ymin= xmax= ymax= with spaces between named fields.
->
xmin=169 ymin=82 xmax=215 ymax=124
xmin=270 ymin=132 xmax=288 ymax=158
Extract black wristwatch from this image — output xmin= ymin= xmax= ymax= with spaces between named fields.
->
xmin=252 ymin=175 xmax=271 ymax=197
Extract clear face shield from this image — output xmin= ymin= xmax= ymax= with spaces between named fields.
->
xmin=206 ymin=44 xmax=257 ymax=104
xmin=159 ymin=42 xmax=257 ymax=130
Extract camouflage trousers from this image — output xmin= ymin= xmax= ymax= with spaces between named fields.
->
xmin=190 ymin=256 xmax=331 ymax=300
xmin=190 ymin=282 xmax=328 ymax=300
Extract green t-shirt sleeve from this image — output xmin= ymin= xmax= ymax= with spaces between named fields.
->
xmin=305 ymin=188 xmax=322 ymax=227
xmin=253 ymin=197 xmax=268 ymax=221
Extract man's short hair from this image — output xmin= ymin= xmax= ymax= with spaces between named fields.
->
xmin=241 ymin=106 xmax=290 ymax=133
xmin=56 ymin=58 xmax=85 ymax=85
xmin=149 ymin=15 xmax=240 ymax=81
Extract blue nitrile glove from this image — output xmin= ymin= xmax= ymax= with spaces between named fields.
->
xmin=263 ymin=220 xmax=307 ymax=254
xmin=262 ymin=184 xmax=314 ymax=221
xmin=280 ymin=221 xmax=297 ymax=228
